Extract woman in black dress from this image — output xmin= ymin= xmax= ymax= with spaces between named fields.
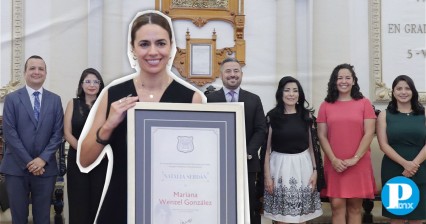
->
xmin=78 ymin=11 xmax=204 ymax=223
xmin=263 ymin=76 xmax=323 ymax=223
xmin=64 ymin=68 xmax=107 ymax=224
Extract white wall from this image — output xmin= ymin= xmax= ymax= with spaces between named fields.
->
xmin=0 ymin=0 xmax=374 ymax=115
xmin=311 ymin=0 xmax=371 ymax=112
xmin=0 ymin=0 xmax=385 ymax=222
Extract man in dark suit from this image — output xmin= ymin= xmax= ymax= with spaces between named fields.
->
xmin=206 ymin=57 xmax=266 ymax=224
xmin=0 ymin=55 xmax=64 ymax=223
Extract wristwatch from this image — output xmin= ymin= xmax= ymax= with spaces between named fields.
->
xmin=247 ymin=154 xmax=252 ymax=160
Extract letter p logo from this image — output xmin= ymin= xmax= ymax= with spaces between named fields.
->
xmin=382 ymin=176 xmax=419 ymax=216
xmin=386 ymin=183 xmax=412 ymax=209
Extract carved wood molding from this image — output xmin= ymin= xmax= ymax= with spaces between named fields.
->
xmin=173 ymin=30 xmax=237 ymax=86
xmin=173 ymin=46 xmax=235 ymax=87
xmin=158 ymin=0 xmax=245 ymax=86
xmin=0 ymin=0 xmax=24 ymax=100
xmin=158 ymin=0 xmax=238 ymax=27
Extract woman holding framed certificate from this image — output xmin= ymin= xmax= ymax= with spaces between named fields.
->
xmin=77 ymin=11 xmax=204 ymax=224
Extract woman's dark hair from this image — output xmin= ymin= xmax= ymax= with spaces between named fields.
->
xmin=271 ymin=76 xmax=314 ymax=124
xmin=387 ymin=75 xmax=425 ymax=115
xmin=325 ymin=63 xmax=364 ymax=103
xmin=76 ymin=68 xmax=104 ymax=102
xmin=130 ymin=13 xmax=172 ymax=47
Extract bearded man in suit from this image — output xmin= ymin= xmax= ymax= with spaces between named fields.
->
xmin=206 ymin=57 xmax=266 ymax=224
xmin=0 ymin=55 xmax=64 ymax=223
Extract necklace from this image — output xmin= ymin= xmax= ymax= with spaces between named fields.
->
xmin=135 ymin=76 xmax=170 ymax=100
xmin=137 ymin=81 xmax=154 ymax=99
xmin=398 ymin=110 xmax=412 ymax=116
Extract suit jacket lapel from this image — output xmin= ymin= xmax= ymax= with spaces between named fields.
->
xmin=18 ymin=87 xmax=38 ymax=126
xmin=238 ymin=88 xmax=246 ymax=102
xmin=38 ymin=90 xmax=50 ymax=125
xmin=219 ymin=88 xmax=227 ymax=102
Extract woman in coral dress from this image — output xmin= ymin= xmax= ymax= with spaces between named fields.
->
xmin=317 ymin=63 xmax=377 ymax=224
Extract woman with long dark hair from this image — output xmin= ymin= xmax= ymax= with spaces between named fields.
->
xmin=317 ymin=63 xmax=377 ymax=223
xmin=263 ymin=76 xmax=323 ymax=223
xmin=377 ymin=75 xmax=426 ymax=223
xmin=64 ymin=68 xmax=107 ymax=224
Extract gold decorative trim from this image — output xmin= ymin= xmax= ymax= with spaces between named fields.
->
xmin=369 ymin=0 xmax=426 ymax=102
xmin=173 ymin=30 xmax=225 ymax=86
xmin=172 ymin=30 xmax=237 ymax=86
xmin=192 ymin=17 xmax=208 ymax=27
xmin=158 ymin=0 xmax=245 ymax=85
xmin=171 ymin=0 xmax=229 ymax=9
xmin=0 ymin=0 xmax=24 ymax=100
xmin=234 ymin=15 xmax=245 ymax=65
xmin=159 ymin=0 xmax=238 ymax=27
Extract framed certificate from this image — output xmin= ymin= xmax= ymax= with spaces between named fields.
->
xmin=127 ymin=102 xmax=248 ymax=224
xmin=190 ymin=43 xmax=212 ymax=76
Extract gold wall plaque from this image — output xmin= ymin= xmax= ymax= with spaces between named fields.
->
xmin=157 ymin=0 xmax=245 ymax=86
xmin=157 ymin=0 xmax=239 ymax=26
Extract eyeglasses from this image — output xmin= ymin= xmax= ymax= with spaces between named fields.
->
xmin=82 ymin=80 xmax=101 ymax=86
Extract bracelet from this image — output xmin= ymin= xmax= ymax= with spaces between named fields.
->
xmin=96 ymin=127 xmax=109 ymax=146
xmin=354 ymin=154 xmax=360 ymax=159
xmin=313 ymin=167 xmax=317 ymax=170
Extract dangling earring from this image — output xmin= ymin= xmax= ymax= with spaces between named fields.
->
xmin=132 ymin=53 xmax=137 ymax=67
xmin=131 ymin=49 xmax=137 ymax=60
xmin=296 ymin=101 xmax=299 ymax=104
